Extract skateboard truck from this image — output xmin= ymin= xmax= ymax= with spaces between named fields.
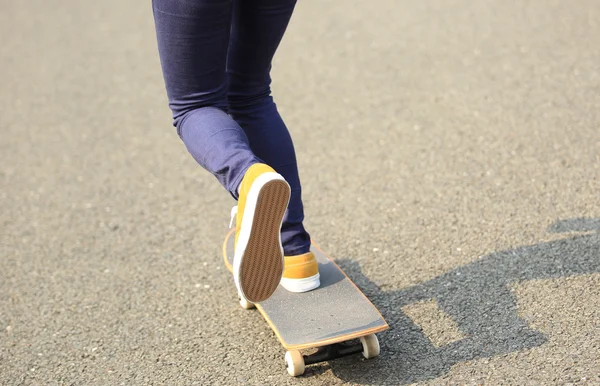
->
xmin=284 ymin=334 xmax=380 ymax=376
xmin=303 ymin=341 xmax=364 ymax=365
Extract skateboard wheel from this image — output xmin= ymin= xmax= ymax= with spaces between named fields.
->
xmin=239 ymin=297 xmax=255 ymax=310
xmin=285 ymin=350 xmax=305 ymax=376
xmin=360 ymin=334 xmax=380 ymax=359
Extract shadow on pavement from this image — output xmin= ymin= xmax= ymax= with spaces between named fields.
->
xmin=327 ymin=218 xmax=600 ymax=384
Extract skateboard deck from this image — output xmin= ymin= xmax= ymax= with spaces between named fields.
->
xmin=222 ymin=228 xmax=388 ymax=376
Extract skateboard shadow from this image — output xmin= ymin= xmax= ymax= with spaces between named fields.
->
xmin=315 ymin=261 xmax=346 ymax=290
xmin=326 ymin=218 xmax=600 ymax=384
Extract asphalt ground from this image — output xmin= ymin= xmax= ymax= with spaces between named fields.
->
xmin=1 ymin=0 xmax=599 ymax=384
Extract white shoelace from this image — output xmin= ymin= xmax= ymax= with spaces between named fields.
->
xmin=229 ymin=206 xmax=238 ymax=229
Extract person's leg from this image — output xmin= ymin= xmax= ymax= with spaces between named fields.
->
xmin=152 ymin=0 xmax=259 ymax=196
xmin=152 ymin=0 xmax=290 ymax=303
xmin=227 ymin=0 xmax=311 ymax=256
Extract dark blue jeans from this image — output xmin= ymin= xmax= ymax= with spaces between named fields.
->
xmin=152 ymin=0 xmax=310 ymax=255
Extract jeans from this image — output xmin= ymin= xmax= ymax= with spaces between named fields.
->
xmin=152 ymin=0 xmax=310 ymax=255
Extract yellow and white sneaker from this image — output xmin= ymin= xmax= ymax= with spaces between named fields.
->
xmin=280 ymin=252 xmax=320 ymax=293
xmin=231 ymin=163 xmax=290 ymax=304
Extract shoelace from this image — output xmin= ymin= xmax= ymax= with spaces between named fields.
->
xmin=224 ymin=206 xmax=238 ymax=274
xmin=229 ymin=206 xmax=238 ymax=229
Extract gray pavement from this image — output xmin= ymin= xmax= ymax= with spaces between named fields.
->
xmin=1 ymin=0 xmax=599 ymax=384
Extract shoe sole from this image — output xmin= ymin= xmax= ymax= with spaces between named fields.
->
xmin=280 ymin=273 xmax=321 ymax=293
xmin=235 ymin=175 xmax=290 ymax=303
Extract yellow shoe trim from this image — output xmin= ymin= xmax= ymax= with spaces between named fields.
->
xmin=235 ymin=163 xmax=277 ymax=247
xmin=283 ymin=252 xmax=319 ymax=279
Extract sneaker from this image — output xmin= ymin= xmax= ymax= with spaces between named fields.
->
xmin=231 ymin=163 xmax=290 ymax=303
xmin=280 ymin=251 xmax=320 ymax=293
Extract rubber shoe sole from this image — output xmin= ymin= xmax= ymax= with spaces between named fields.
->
xmin=280 ymin=273 xmax=321 ymax=293
xmin=234 ymin=174 xmax=290 ymax=303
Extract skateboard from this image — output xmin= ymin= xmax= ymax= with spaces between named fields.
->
xmin=222 ymin=228 xmax=389 ymax=376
